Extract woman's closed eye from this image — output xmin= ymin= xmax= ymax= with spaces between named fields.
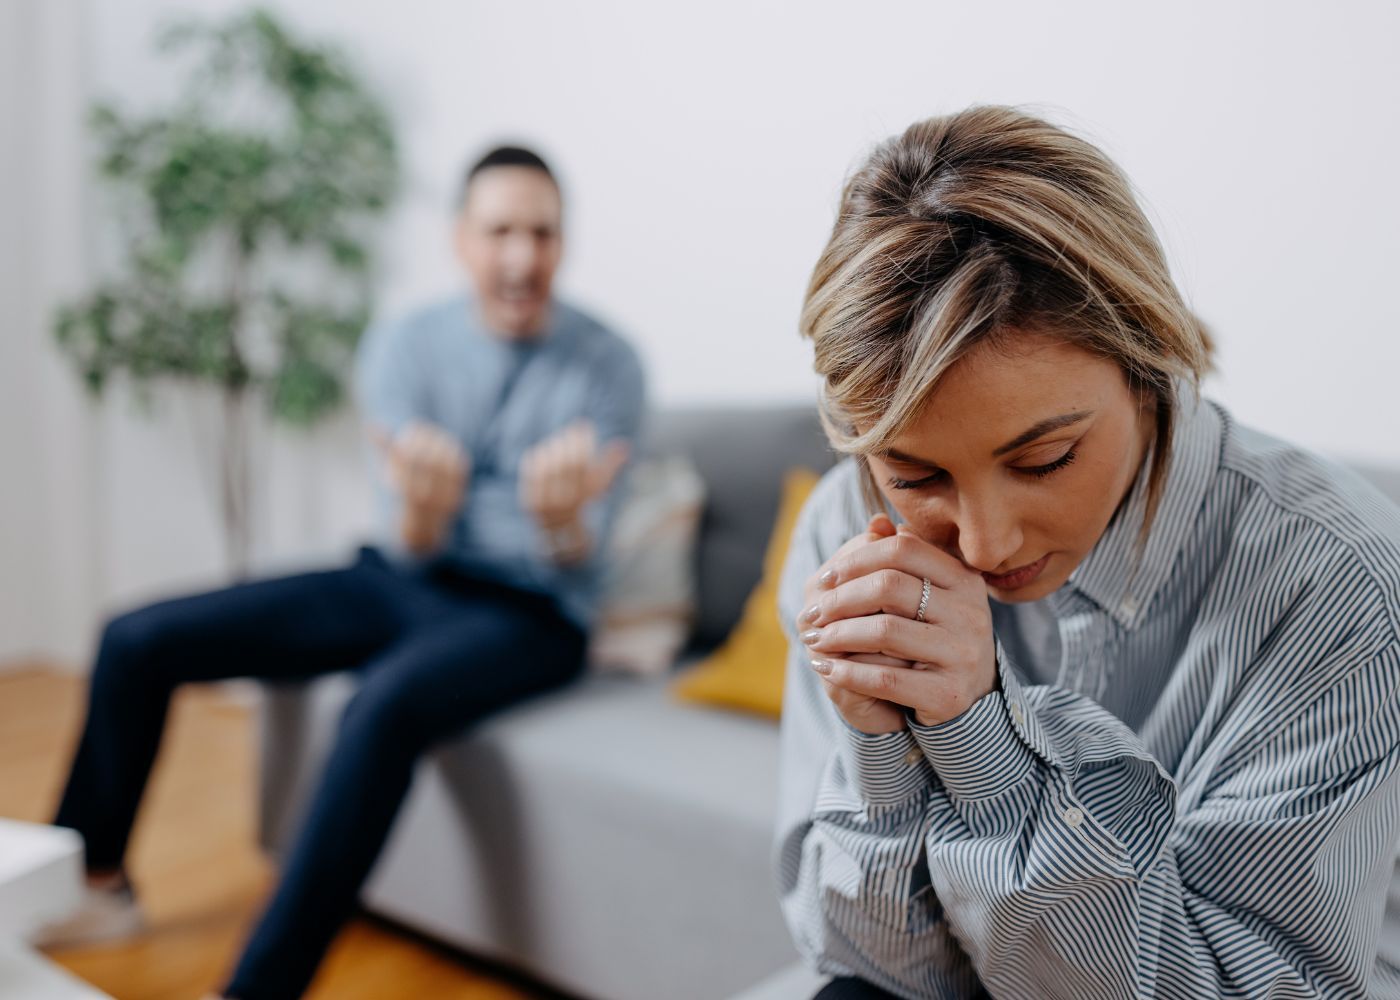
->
xmin=1018 ymin=448 xmax=1076 ymax=479
xmin=885 ymin=449 xmax=1077 ymax=490
xmin=886 ymin=468 xmax=947 ymax=490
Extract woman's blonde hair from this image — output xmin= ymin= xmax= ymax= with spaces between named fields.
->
xmin=801 ymin=106 xmax=1212 ymax=533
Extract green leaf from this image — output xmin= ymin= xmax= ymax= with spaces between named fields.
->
xmin=51 ymin=5 xmax=399 ymax=428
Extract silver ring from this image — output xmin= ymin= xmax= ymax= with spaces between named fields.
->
xmin=915 ymin=577 xmax=931 ymax=622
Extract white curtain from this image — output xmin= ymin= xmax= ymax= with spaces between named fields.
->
xmin=0 ymin=0 xmax=101 ymax=669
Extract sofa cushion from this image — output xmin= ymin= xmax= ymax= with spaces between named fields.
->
xmin=674 ymin=468 xmax=819 ymax=718
xmin=462 ymin=674 xmax=784 ymax=835
xmin=590 ymin=455 xmax=706 ymax=677
xmin=644 ymin=407 xmax=835 ymax=651
xmin=259 ymin=673 xmax=800 ymax=1000
xmin=727 ymin=961 xmax=828 ymax=1000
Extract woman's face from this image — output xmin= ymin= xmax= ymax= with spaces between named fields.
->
xmin=866 ymin=333 xmax=1154 ymax=604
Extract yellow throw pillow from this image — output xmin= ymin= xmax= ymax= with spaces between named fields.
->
xmin=672 ymin=468 xmax=821 ymax=719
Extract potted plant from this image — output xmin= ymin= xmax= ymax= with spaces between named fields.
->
xmin=54 ymin=7 xmax=399 ymax=574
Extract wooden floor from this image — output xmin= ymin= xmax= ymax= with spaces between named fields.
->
xmin=0 ymin=666 xmax=544 ymax=1000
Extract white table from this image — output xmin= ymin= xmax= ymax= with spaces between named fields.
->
xmin=0 ymin=940 xmax=111 ymax=999
xmin=0 ymin=818 xmax=111 ymax=999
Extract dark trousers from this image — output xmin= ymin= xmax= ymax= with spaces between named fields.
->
xmin=53 ymin=547 xmax=585 ymax=1000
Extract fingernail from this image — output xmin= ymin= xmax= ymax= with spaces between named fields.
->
xmin=818 ymin=570 xmax=836 ymax=588
xmin=809 ymin=658 xmax=832 ymax=675
xmin=800 ymin=630 xmax=822 ymax=645
xmin=801 ymin=605 xmax=821 ymax=623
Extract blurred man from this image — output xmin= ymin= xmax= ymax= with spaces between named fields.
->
xmin=42 ymin=146 xmax=645 ymax=1000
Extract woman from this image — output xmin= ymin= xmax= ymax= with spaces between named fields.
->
xmin=776 ymin=106 xmax=1400 ymax=998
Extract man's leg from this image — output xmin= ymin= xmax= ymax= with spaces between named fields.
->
xmin=53 ymin=551 xmax=419 ymax=874
xmin=222 ymin=583 xmax=585 ymax=1000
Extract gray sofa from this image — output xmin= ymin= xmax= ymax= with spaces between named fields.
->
xmin=257 ymin=406 xmax=837 ymax=1000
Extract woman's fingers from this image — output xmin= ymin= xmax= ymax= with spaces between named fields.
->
xmin=811 ymin=655 xmax=920 ymax=706
xmin=802 ymin=613 xmax=958 ymax=666
xmin=868 ymin=513 xmax=896 ymax=538
xmin=804 ymin=567 xmax=930 ymax=628
xmin=813 ymin=654 xmax=981 ymax=720
xmin=817 ymin=675 xmax=909 ymax=734
xmin=847 ymin=651 xmax=911 ymax=668
xmin=818 ymin=529 xmax=970 ymax=594
xmin=803 ymin=519 xmax=999 ymax=730
xmin=797 ymin=528 xmax=889 ymax=627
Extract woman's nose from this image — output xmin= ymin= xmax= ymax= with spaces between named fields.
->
xmin=921 ymin=496 xmax=1022 ymax=575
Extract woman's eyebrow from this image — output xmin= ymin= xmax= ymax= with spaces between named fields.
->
xmin=880 ymin=448 xmax=941 ymax=469
xmin=991 ymin=410 xmax=1093 ymax=457
xmin=878 ymin=411 xmax=1093 ymax=468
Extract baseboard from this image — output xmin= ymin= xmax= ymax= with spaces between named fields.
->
xmin=0 ymin=658 xmax=76 ymax=677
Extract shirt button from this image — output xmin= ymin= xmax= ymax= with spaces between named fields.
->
xmin=904 ymin=747 xmax=923 ymax=766
xmin=1009 ymin=703 xmax=1025 ymax=727
xmin=1063 ymin=807 xmax=1085 ymax=828
xmin=1119 ymin=595 xmax=1139 ymax=618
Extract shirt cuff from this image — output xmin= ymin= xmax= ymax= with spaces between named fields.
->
xmin=908 ymin=689 xmax=1037 ymax=801
xmin=837 ymin=722 xmax=930 ymax=808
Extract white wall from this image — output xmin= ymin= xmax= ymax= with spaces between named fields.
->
xmin=6 ymin=0 xmax=1399 ymax=665
xmin=1 ymin=0 xmax=99 ymax=668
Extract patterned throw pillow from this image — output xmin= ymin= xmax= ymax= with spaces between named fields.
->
xmin=588 ymin=457 xmax=706 ymax=677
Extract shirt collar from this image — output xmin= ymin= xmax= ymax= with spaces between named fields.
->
xmin=462 ymin=293 xmax=564 ymax=347
xmin=1063 ymin=382 xmax=1223 ymax=629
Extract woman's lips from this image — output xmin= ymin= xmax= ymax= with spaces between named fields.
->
xmin=983 ymin=554 xmax=1050 ymax=591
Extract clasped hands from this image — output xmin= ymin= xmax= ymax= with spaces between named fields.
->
xmin=798 ymin=514 xmax=999 ymax=734
xmin=375 ymin=420 xmax=627 ymax=557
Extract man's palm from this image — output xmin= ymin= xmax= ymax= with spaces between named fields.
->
xmin=520 ymin=421 xmax=629 ymax=529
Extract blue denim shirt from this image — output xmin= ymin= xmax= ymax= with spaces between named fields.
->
xmin=354 ymin=294 xmax=646 ymax=629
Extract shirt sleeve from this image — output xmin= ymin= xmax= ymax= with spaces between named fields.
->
xmin=835 ymin=589 xmax=1400 ymax=997
xmin=565 ymin=339 xmax=647 ymax=569
xmin=354 ymin=317 xmax=429 ymax=433
xmin=353 ymin=317 xmax=432 ymax=554
xmin=774 ymin=493 xmax=984 ymax=997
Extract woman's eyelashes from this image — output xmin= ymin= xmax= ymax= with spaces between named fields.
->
xmin=885 ymin=449 xmax=1077 ymax=490
xmin=886 ymin=469 xmax=946 ymax=490
xmin=1020 ymin=448 xmax=1077 ymax=479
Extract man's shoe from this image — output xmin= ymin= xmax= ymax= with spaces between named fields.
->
xmin=29 ymin=881 xmax=145 ymax=949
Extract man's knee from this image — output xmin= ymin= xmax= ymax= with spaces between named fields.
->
xmin=93 ymin=602 xmax=186 ymax=688
xmin=337 ymin=679 xmax=436 ymax=751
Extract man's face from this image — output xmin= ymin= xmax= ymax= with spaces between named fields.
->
xmin=454 ymin=166 xmax=563 ymax=339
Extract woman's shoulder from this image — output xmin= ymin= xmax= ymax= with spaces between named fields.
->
xmin=1221 ymin=419 xmax=1400 ymax=553
xmin=798 ymin=458 xmax=871 ymax=552
xmin=1215 ymin=414 xmax=1400 ymax=642
xmin=776 ymin=459 xmax=869 ymax=621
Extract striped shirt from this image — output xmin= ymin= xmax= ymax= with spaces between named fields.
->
xmin=775 ymin=387 xmax=1400 ymax=998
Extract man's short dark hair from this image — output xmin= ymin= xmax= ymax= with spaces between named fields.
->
xmin=458 ymin=146 xmax=557 ymax=207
